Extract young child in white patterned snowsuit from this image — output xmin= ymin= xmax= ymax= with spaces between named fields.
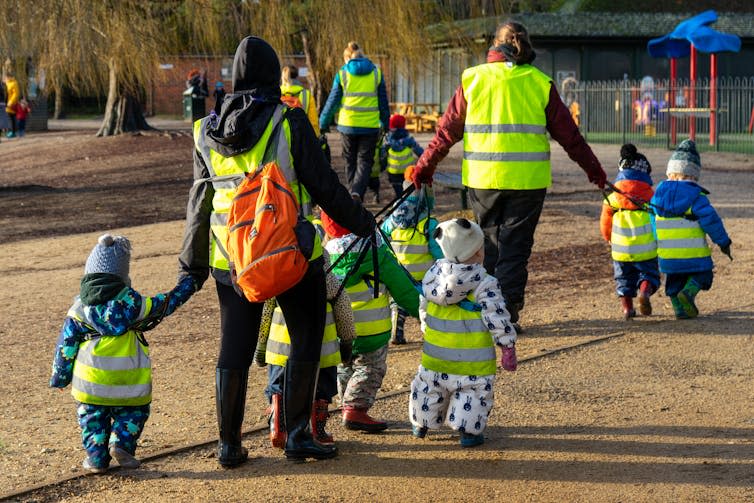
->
xmin=409 ymin=218 xmax=517 ymax=447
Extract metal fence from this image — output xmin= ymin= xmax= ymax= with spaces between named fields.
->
xmin=568 ymin=77 xmax=754 ymax=153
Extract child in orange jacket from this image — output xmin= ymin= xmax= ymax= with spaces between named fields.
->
xmin=600 ymin=144 xmax=660 ymax=319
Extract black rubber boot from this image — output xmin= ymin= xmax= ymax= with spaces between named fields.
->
xmin=215 ymin=368 xmax=249 ymax=468
xmin=283 ymin=361 xmax=338 ymax=461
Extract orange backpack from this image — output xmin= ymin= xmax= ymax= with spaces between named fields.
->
xmin=225 ymin=116 xmax=314 ymax=302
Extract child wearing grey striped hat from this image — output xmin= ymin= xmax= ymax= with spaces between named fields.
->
xmin=50 ymin=233 xmax=199 ymax=473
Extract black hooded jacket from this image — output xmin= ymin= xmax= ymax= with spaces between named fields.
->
xmin=179 ymin=37 xmax=375 ymax=287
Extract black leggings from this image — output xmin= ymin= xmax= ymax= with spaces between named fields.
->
xmin=216 ymin=259 xmax=327 ymax=369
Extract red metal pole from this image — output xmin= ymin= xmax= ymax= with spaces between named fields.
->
xmin=670 ymin=57 xmax=677 ymax=145
xmin=689 ymin=44 xmax=697 ymax=141
xmin=710 ymin=53 xmax=717 ymax=146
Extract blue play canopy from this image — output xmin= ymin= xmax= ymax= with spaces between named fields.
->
xmin=648 ymin=10 xmax=741 ymax=58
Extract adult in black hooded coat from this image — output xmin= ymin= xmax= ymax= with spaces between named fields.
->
xmin=178 ymin=36 xmax=375 ymax=467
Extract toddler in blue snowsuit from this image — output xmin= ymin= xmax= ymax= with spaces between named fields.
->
xmin=650 ymin=140 xmax=732 ymax=319
xmin=50 ymin=234 xmax=197 ymax=472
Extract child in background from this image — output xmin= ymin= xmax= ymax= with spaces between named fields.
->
xmin=651 ymin=139 xmax=732 ymax=319
xmin=50 ymin=234 xmax=197 ymax=473
xmin=322 ymin=212 xmax=419 ymax=432
xmin=410 ymin=218 xmax=517 ymax=447
xmin=15 ymin=97 xmax=31 ymax=137
xmin=600 ymin=144 xmax=660 ymax=319
xmin=381 ymin=169 xmax=443 ymax=344
xmin=258 ymin=249 xmax=356 ymax=448
xmin=381 ymin=114 xmax=424 ymax=198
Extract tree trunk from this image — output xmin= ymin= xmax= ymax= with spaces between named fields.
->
xmin=97 ymin=58 xmax=154 ymax=137
xmin=300 ymin=30 xmax=324 ymax=115
xmin=53 ymin=84 xmax=63 ymax=120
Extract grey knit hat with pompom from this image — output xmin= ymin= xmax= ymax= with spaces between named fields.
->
xmin=85 ymin=234 xmax=132 ymax=282
xmin=667 ymin=139 xmax=701 ymax=179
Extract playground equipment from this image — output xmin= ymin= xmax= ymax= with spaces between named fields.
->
xmin=648 ymin=10 xmax=741 ymax=146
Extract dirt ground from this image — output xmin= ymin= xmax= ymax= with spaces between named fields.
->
xmin=0 ymin=122 xmax=752 ymax=502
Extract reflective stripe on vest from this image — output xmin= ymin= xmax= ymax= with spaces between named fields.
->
xmin=387 ymin=146 xmax=415 ymax=174
xmin=265 ymin=304 xmax=341 ymax=368
xmin=68 ymin=298 xmax=153 ymax=406
xmin=655 ymin=207 xmax=711 ymax=260
xmin=337 ymin=68 xmax=381 ymax=129
xmin=193 ymin=105 xmax=322 ymax=270
xmin=348 ymin=279 xmax=391 ymax=336
xmin=390 ymin=218 xmax=433 ymax=280
xmin=607 ymin=194 xmax=657 ymax=261
xmin=461 ymin=63 xmax=552 ymax=190
xmin=422 ymin=296 xmax=496 ymax=376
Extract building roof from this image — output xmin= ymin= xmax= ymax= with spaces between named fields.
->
xmin=427 ymin=12 xmax=754 ymax=42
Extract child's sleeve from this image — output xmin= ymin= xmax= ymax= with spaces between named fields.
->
xmin=134 ymin=275 xmax=198 ymax=331
xmin=327 ymin=272 xmax=357 ymax=343
xmin=693 ymin=196 xmax=731 ymax=247
xmin=410 ymin=137 xmax=424 ymax=157
xmin=426 ymin=218 xmax=444 ymax=259
xmin=380 ymin=217 xmax=395 ymax=236
xmin=600 ymin=202 xmax=614 ymax=242
xmin=476 ymin=275 xmax=517 ymax=347
xmin=379 ymin=246 xmax=420 ymax=318
xmin=50 ymin=318 xmax=88 ymax=388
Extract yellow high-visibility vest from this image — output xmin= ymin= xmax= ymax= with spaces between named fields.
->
xmin=337 ymin=68 xmax=381 ymax=129
xmin=387 ymin=145 xmax=415 ymax=175
xmin=390 ymin=218 xmax=433 ymax=280
xmin=422 ymin=295 xmax=496 ymax=376
xmin=193 ymin=105 xmax=322 ymax=271
xmin=265 ymin=304 xmax=341 ymax=368
xmin=461 ymin=62 xmax=552 ymax=190
xmin=69 ymin=297 xmax=153 ymax=406
xmin=347 ymin=278 xmax=391 ymax=337
xmin=606 ymin=193 xmax=657 ymax=262
xmin=655 ymin=203 xmax=711 ymax=260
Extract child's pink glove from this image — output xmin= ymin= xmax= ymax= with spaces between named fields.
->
xmin=501 ymin=345 xmax=517 ymax=372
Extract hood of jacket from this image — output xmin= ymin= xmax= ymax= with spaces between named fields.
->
xmin=386 ymin=130 xmax=411 ymax=148
xmin=422 ymin=259 xmax=485 ymax=306
xmin=343 ymin=57 xmax=376 ymax=76
xmin=652 ymin=180 xmax=709 ymax=217
xmin=73 ymin=287 xmax=136 ymax=337
xmin=325 ymin=233 xmax=388 ymax=287
xmin=615 ymin=167 xmax=653 ymax=186
xmin=609 ymin=178 xmax=654 ymax=210
xmin=205 ymin=37 xmax=282 ymax=156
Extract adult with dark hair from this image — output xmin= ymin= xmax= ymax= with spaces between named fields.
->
xmin=319 ymin=41 xmax=390 ymax=199
xmin=411 ymin=21 xmax=607 ymax=329
xmin=179 ymin=36 xmax=375 ymax=467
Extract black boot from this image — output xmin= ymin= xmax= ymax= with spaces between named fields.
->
xmin=391 ymin=307 xmax=407 ymax=345
xmin=215 ymin=368 xmax=249 ymax=468
xmin=283 ymin=361 xmax=338 ymax=461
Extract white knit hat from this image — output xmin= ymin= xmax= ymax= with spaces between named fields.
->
xmin=85 ymin=233 xmax=132 ymax=282
xmin=434 ymin=218 xmax=484 ymax=263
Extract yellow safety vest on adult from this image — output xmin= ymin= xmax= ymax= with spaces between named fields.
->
xmin=69 ymin=300 xmax=153 ymax=406
xmin=337 ymin=68 xmax=382 ymax=129
xmin=193 ymin=105 xmax=322 ymax=272
xmin=266 ymin=305 xmax=342 ymax=368
xmin=461 ymin=62 xmax=552 ymax=190
xmin=606 ymin=193 xmax=657 ymax=262
xmin=389 ymin=218 xmax=435 ymax=280
xmin=422 ymin=297 xmax=497 ymax=376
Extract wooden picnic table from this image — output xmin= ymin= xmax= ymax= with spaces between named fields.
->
xmin=390 ymin=102 xmax=441 ymax=132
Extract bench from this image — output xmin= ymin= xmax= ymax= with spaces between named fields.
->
xmin=433 ymin=171 xmax=468 ymax=209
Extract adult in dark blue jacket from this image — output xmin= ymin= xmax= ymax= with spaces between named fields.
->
xmin=319 ymin=41 xmax=390 ymax=200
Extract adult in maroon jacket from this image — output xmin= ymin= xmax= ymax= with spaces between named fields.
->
xmin=411 ymin=21 xmax=606 ymax=328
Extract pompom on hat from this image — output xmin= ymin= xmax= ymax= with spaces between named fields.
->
xmin=389 ymin=114 xmax=406 ymax=130
xmin=433 ymin=218 xmax=484 ymax=263
xmin=320 ymin=212 xmax=351 ymax=238
xmin=85 ymin=234 xmax=132 ymax=282
xmin=618 ymin=143 xmax=651 ymax=174
xmin=667 ymin=139 xmax=701 ymax=179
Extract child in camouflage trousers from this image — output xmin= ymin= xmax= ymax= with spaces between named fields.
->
xmin=50 ymin=234 xmax=197 ymax=473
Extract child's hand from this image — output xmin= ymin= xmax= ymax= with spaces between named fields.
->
xmin=501 ymin=345 xmax=517 ymax=372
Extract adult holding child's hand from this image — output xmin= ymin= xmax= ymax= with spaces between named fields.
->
xmin=412 ymin=21 xmax=606 ymax=329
